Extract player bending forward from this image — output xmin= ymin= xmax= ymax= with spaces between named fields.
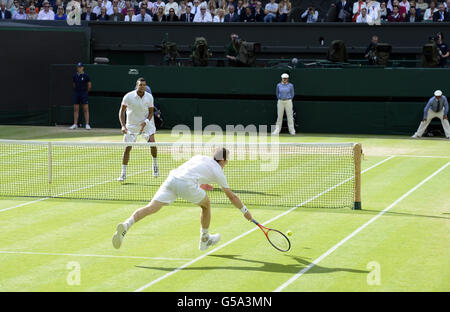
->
xmin=112 ymin=147 xmax=253 ymax=251
xmin=118 ymin=77 xmax=158 ymax=181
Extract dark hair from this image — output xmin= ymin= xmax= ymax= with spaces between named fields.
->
xmin=213 ymin=147 xmax=230 ymax=162
xmin=136 ymin=77 xmax=146 ymax=84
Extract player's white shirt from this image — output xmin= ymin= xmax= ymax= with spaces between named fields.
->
xmin=121 ymin=90 xmax=154 ymax=127
xmin=169 ymin=155 xmax=229 ymax=188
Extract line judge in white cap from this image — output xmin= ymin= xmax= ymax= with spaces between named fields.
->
xmin=412 ymin=90 xmax=450 ymax=139
xmin=272 ymin=73 xmax=296 ymax=135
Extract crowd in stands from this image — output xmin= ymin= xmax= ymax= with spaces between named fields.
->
xmin=0 ymin=0 xmax=449 ymax=23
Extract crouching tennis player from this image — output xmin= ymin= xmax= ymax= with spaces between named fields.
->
xmin=112 ymin=147 xmax=253 ymax=251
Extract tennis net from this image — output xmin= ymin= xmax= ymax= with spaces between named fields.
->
xmin=0 ymin=140 xmax=362 ymax=209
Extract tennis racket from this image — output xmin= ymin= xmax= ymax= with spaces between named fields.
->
xmin=252 ymin=219 xmax=291 ymax=252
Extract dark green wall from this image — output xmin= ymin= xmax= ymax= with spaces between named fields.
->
xmin=51 ymin=65 xmax=449 ymax=135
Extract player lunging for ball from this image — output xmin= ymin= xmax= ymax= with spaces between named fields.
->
xmin=118 ymin=78 xmax=159 ymax=181
xmin=112 ymin=148 xmax=253 ymax=251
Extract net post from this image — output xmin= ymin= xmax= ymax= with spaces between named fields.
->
xmin=353 ymin=143 xmax=362 ymax=210
xmin=48 ymin=142 xmax=52 ymax=184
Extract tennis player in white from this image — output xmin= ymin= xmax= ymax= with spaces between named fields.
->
xmin=112 ymin=147 xmax=253 ymax=251
xmin=118 ymin=78 xmax=159 ymax=181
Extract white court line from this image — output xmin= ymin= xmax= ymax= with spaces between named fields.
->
xmin=393 ymin=155 xmax=450 ymax=159
xmin=0 ymin=168 xmax=152 ymax=213
xmin=133 ymin=155 xmax=396 ymax=292
xmin=0 ymin=250 xmax=191 ymax=261
xmin=274 ymin=161 xmax=450 ymax=292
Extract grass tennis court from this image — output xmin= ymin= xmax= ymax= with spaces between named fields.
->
xmin=0 ymin=126 xmax=449 ymax=292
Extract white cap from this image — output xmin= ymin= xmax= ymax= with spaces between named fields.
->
xmin=434 ymin=90 xmax=443 ymax=97
xmin=281 ymin=73 xmax=289 ymax=79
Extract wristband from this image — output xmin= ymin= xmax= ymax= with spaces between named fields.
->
xmin=240 ymin=205 xmax=248 ymax=214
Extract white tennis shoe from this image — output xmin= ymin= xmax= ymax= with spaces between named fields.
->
xmin=153 ymin=164 xmax=159 ymax=177
xmin=85 ymin=124 xmax=91 ymax=130
xmin=117 ymin=174 xmax=126 ymax=182
xmin=112 ymin=223 xmax=127 ymax=249
xmin=199 ymin=233 xmax=220 ymax=251
xmin=68 ymin=124 xmax=78 ymax=130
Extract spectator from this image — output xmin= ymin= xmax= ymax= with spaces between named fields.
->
xmin=412 ymin=90 xmax=450 ymax=140
xmin=446 ymin=0 xmax=450 ymax=12
xmin=82 ymin=4 xmax=98 ymax=19
xmin=235 ymin=0 xmax=244 ymax=17
xmin=416 ymin=0 xmax=428 ymax=12
xmin=263 ymin=0 xmax=277 ymax=22
xmin=379 ymin=1 xmax=391 ymax=21
xmin=366 ymin=0 xmax=381 ymax=24
xmin=124 ymin=6 xmax=135 ymax=20
xmin=102 ymin=0 xmax=114 ymax=15
xmin=69 ymin=62 xmax=92 ymax=130
xmin=153 ymin=5 xmax=166 ymax=20
xmin=110 ymin=5 xmax=124 ymax=20
xmin=433 ymin=3 xmax=449 ymax=22
xmin=213 ymin=7 xmax=225 ymax=21
xmin=27 ymin=5 xmax=38 ymax=18
xmin=130 ymin=0 xmax=139 ymax=12
xmin=12 ymin=3 xmax=26 ymax=19
xmin=224 ymin=4 xmax=238 ymax=21
xmin=253 ymin=1 xmax=264 ymax=21
xmin=301 ymin=5 xmax=319 ymax=22
xmin=180 ymin=4 xmax=195 ymax=20
xmin=152 ymin=0 xmax=165 ymax=15
xmin=121 ymin=0 xmax=133 ymax=14
xmin=93 ymin=0 xmax=103 ymax=15
xmin=117 ymin=0 xmax=126 ymax=10
xmin=356 ymin=7 xmax=372 ymax=22
xmin=1 ymin=1 xmax=12 ymax=18
xmin=336 ymin=0 xmax=352 ymax=22
xmin=190 ymin=0 xmax=200 ymax=15
xmin=405 ymin=5 xmax=422 ymax=22
xmin=277 ymin=0 xmax=290 ymax=22
xmin=136 ymin=5 xmax=152 ymax=20
xmin=97 ymin=5 xmax=109 ymax=19
xmin=272 ymin=73 xmax=295 ymax=136
xmin=9 ymin=0 xmax=18 ymax=15
xmin=388 ymin=5 xmax=403 ymax=21
xmin=54 ymin=5 xmax=67 ymax=19
xmin=326 ymin=2 xmax=338 ymax=21
xmin=193 ymin=4 xmax=212 ymax=21
xmin=206 ymin=0 xmax=216 ymax=16
xmin=164 ymin=0 xmax=177 ymax=15
xmin=436 ymin=32 xmax=449 ymax=67
xmin=398 ymin=0 xmax=410 ymax=13
xmin=67 ymin=0 xmax=82 ymax=15
xmin=353 ymin=0 xmax=367 ymax=21
xmin=225 ymin=33 xmax=240 ymax=66
xmin=26 ymin=0 xmax=39 ymax=14
xmin=364 ymin=35 xmax=379 ymax=64
xmin=166 ymin=7 xmax=179 ymax=20
xmin=241 ymin=6 xmax=254 ymax=21
xmin=140 ymin=2 xmax=152 ymax=15
xmin=52 ymin=0 xmax=63 ymax=13
xmin=37 ymin=1 xmax=55 ymax=19
xmin=423 ymin=0 xmax=436 ymax=21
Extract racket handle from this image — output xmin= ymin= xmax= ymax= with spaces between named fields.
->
xmin=251 ymin=219 xmax=259 ymax=225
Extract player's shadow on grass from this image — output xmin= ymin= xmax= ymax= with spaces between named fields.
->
xmin=135 ymin=254 xmax=369 ymax=275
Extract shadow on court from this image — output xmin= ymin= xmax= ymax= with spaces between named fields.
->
xmin=135 ymin=254 xmax=369 ymax=275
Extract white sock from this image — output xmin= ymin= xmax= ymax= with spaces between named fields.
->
xmin=121 ymin=164 xmax=127 ymax=175
xmin=201 ymin=228 xmax=209 ymax=237
xmin=124 ymin=215 xmax=135 ymax=230
xmin=152 ymin=157 xmax=158 ymax=166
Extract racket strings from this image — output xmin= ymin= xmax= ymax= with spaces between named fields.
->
xmin=267 ymin=230 xmax=290 ymax=251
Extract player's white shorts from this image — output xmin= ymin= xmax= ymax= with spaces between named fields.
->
xmin=152 ymin=175 xmax=206 ymax=205
xmin=123 ymin=122 xmax=156 ymax=143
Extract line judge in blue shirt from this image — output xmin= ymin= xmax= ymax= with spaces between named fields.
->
xmin=272 ymin=73 xmax=296 ymax=135
xmin=412 ymin=90 xmax=450 ymax=139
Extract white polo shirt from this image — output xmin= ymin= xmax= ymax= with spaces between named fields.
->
xmin=121 ymin=90 xmax=154 ymax=127
xmin=169 ymin=155 xmax=229 ymax=188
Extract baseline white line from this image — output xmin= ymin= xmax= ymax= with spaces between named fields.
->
xmin=0 ymin=250 xmax=191 ymax=261
xmin=134 ymin=155 xmax=396 ymax=292
xmin=274 ymin=161 xmax=450 ymax=292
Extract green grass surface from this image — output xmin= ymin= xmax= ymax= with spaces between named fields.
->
xmin=0 ymin=126 xmax=449 ymax=292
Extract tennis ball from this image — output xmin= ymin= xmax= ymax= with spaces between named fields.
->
xmin=286 ymin=230 xmax=293 ymax=236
